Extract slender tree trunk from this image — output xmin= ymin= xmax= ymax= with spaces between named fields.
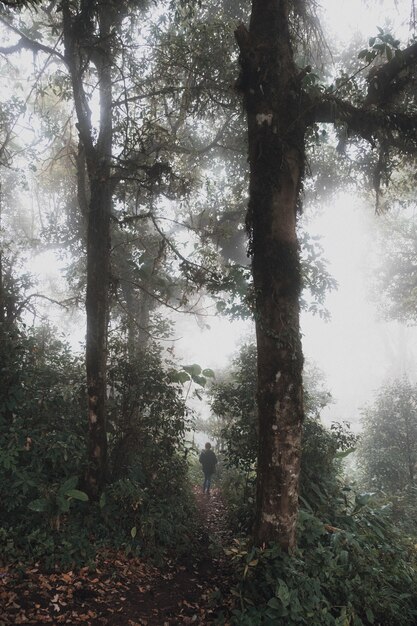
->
xmin=236 ymin=0 xmax=305 ymax=551
xmin=63 ymin=0 xmax=114 ymax=498
xmin=84 ymin=167 xmax=111 ymax=496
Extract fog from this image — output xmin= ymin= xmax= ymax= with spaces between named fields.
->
xmin=302 ymin=197 xmax=417 ymax=428
xmin=175 ymin=0 xmax=417 ymax=428
xmin=16 ymin=0 xmax=417 ymax=432
xmin=173 ymin=192 xmax=417 ymax=430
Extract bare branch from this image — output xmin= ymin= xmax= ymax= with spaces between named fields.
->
xmin=16 ymin=292 xmax=80 ymax=318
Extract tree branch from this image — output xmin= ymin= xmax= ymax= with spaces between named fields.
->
xmin=365 ymin=40 xmax=417 ymax=106
xmin=16 ymin=292 xmax=80 ymax=318
xmin=311 ymin=95 xmax=417 ymax=148
xmin=0 ymin=14 xmax=66 ymax=64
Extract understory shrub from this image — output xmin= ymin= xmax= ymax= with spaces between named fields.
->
xmin=1 ymin=326 xmax=198 ymax=568
xmin=227 ymin=500 xmax=417 ymax=626
xmin=219 ymin=465 xmax=255 ymax=534
xmin=103 ymin=454 xmax=198 ymax=561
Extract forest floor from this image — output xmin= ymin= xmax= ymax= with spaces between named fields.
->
xmin=0 ymin=487 xmax=234 ymax=625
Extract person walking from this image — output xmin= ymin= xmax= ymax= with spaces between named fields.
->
xmin=199 ymin=442 xmax=217 ymax=495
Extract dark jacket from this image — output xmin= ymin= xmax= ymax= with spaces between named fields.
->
xmin=199 ymin=449 xmax=217 ymax=475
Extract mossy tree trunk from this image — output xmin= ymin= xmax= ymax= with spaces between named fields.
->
xmin=236 ymin=0 xmax=306 ymax=552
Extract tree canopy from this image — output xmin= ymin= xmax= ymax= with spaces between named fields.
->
xmin=2 ymin=0 xmax=417 ymax=623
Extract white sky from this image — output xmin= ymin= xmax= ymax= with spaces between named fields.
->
xmin=301 ymin=197 xmax=417 ymax=428
xmin=322 ymin=0 xmax=414 ymax=42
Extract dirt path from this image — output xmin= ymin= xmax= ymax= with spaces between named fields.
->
xmin=0 ymin=487 xmax=233 ymax=625
xmin=123 ymin=486 xmax=233 ymax=625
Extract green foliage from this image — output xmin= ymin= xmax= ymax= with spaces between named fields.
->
xmin=105 ymin=336 xmax=198 ymax=560
xmin=1 ymin=323 xmax=198 ymax=567
xmin=209 ymin=343 xmax=356 ymax=528
xmin=299 ymin=231 xmax=338 ymax=321
xmin=218 ymin=465 xmax=255 ymax=534
xmin=107 ymin=337 xmax=192 ymax=474
xmin=0 ymin=322 xmax=91 ymax=567
xmin=300 ymin=419 xmax=357 ymax=514
xmin=170 ymin=362 xmax=216 ymax=388
xmin=103 ymin=460 xmax=197 ymax=562
xmin=187 ymin=448 xmax=203 ymax=486
xmin=227 ymin=501 xmax=417 ymax=625
xmin=389 ymin=485 xmax=417 ymax=535
xmin=210 ymin=343 xmax=258 ymax=473
xmin=358 ymin=378 xmax=417 ymax=493
xmin=372 ymin=213 xmax=417 ymax=323
xmin=0 ymin=323 xmax=86 ymax=520
xmin=358 ymin=28 xmax=401 ymax=63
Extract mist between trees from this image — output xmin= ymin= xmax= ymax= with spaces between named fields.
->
xmin=2 ymin=1 xmax=417 ymax=624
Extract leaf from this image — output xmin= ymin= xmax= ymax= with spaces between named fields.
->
xmin=28 ymin=498 xmax=48 ymax=512
xmin=335 ymin=447 xmax=356 ymax=459
xmin=131 ymin=526 xmax=137 ymax=538
xmin=355 ymin=492 xmax=376 ymax=507
xmin=66 ymin=489 xmax=89 ymax=502
xmin=59 ymin=476 xmax=78 ymax=493
xmin=183 ymin=364 xmax=202 ymax=377
xmin=99 ymin=493 xmax=106 ymax=509
xmin=192 ymin=375 xmax=206 ymax=387
xmin=170 ymin=370 xmax=191 ymax=384
xmin=202 ymin=368 xmax=215 ymax=378
xmin=339 ymin=549 xmax=349 ymax=565
xmin=276 ymin=580 xmax=290 ymax=607
xmin=267 ymin=597 xmax=281 ymax=609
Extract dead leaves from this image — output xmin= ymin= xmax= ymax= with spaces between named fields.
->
xmin=0 ymin=554 xmax=160 ymax=625
xmin=1 ymin=488 xmax=233 ymax=625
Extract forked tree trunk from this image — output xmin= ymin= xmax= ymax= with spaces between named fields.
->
xmin=236 ymin=0 xmax=305 ymax=551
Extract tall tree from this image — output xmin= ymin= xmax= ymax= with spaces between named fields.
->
xmin=235 ymin=0 xmax=307 ymax=551
xmin=236 ymin=1 xmax=417 ymax=550
xmin=60 ymin=0 xmax=124 ymax=497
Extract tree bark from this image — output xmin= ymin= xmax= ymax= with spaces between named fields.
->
xmin=236 ymin=0 xmax=305 ymax=551
xmin=63 ymin=0 xmax=115 ymax=499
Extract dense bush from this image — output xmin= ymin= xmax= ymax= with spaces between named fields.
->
xmin=103 ymin=457 xmax=197 ymax=562
xmin=211 ymin=344 xmax=417 ymax=625
xmin=0 ymin=324 xmax=198 ymax=567
xmin=107 ymin=336 xmax=192 ymax=478
xmin=0 ymin=325 xmax=86 ymax=522
xmin=358 ymin=379 xmax=417 ymax=493
xmin=227 ymin=498 xmax=417 ymax=625
xmin=209 ymin=343 xmax=357 ymax=533
xmin=0 ymin=323 xmax=91 ymax=567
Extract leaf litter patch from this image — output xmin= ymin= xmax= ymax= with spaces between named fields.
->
xmin=0 ymin=487 xmax=233 ymax=625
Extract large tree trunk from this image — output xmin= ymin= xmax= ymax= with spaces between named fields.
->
xmin=63 ymin=0 xmax=114 ymax=499
xmin=236 ymin=0 xmax=305 ymax=551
